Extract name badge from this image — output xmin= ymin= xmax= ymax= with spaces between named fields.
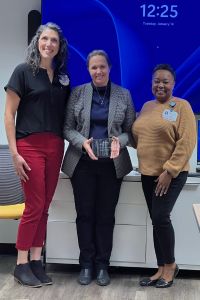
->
xmin=162 ymin=109 xmax=178 ymax=122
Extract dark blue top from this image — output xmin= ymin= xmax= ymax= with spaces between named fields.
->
xmin=89 ymin=81 xmax=111 ymax=139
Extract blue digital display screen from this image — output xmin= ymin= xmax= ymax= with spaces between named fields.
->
xmin=41 ymin=0 xmax=200 ymax=113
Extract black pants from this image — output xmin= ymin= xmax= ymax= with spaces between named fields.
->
xmin=71 ymin=157 xmax=123 ymax=270
xmin=141 ymin=172 xmax=188 ymax=266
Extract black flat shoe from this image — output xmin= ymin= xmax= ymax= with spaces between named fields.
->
xmin=174 ymin=264 xmax=179 ymax=278
xmin=156 ymin=264 xmax=179 ymax=288
xmin=156 ymin=277 xmax=173 ymax=288
xmin=30 ymin=260 xmax=53 ymax=286
xmin=96 ymin=269 xmax=110 ymax=286
xmin=78 ymin=268 xmax=92 ymax=285
xmin=139 ymin=277 xmax=158 ymax=286
xmin=14 ymin=263 xmax=42 ymax=288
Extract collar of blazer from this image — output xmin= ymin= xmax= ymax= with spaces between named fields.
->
xmin=83 ymin=82 xmax=121 ymax=136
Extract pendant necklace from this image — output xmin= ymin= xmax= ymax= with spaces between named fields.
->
xmin=169 ymin=96 xmax=176 ymax=111
xmin=95 ymin=84 xmax=108 ymax=105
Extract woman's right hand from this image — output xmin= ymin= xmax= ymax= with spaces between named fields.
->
xmin=155 ymin=170 xmax=172 ymax=197
xmin=12 ymin=153 xmax=31 ymax=182
xmin=83 ymin=138 xmax=98 ymax=160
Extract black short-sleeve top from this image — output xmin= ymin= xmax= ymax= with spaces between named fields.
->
xmin=4 ymin=63 xmax=70 ymax=139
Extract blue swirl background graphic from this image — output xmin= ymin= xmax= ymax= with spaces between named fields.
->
xmin=42 ymin=0 xmax=200 ymax=113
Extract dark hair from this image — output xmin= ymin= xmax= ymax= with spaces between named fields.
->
xmin=26 ymin=22 xmax=68 ymax=75
xmin=86 ymin=49 xmax=112 ymax=68
xmin=153 ymin=64 xmax=176 ymax=81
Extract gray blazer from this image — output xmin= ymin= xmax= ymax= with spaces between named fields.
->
xmin=62 ymin=82 xmax=135 ymax=178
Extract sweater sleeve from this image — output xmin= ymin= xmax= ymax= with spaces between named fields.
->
xmin=163 ymin=100 xmax=196 ymax=177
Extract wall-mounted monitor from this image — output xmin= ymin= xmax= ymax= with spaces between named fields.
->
xmin=41 ymin=0 xmax=200 ymax=113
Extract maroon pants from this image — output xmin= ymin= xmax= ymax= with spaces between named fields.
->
xmin=16 ymin=133 xmax=64 ymax=250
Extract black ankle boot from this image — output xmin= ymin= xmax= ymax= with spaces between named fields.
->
xmin=14 ymin=263 xmax=42 ymax=288
xmin=96 ymin=269 xmax=110 ymax=286
xmin=78 ymin=268 xmax=93 ymax=285
xmin=30 ymin=260 xmax=53 ymax=285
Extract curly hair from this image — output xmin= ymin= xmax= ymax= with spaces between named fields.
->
xmin=26 ymin=22 xmax=68 ymax=75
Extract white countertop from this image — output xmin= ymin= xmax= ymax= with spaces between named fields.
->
xmin=59 ymin=171 xmax=200 ymax=184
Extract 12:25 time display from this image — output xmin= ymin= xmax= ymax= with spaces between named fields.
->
xmin=140 ymin=4 xmax=178 ymax=18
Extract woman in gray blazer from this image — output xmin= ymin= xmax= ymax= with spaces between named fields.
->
xmin=62 ymin=50 xmax=135 ymax=286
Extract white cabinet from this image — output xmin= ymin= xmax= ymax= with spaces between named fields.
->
xmin=46 ymin=174 xmax=200 ymax=270
xmin=111 ymin=225 xmax=146 ymax=264
xmin=0 ymin=220 xmax=19 ymax=243
xmin=47 ymin=222 xmax=79 ymax=263
xmin=46 ymin=174 xmax=148 ymax=265
xmin=172 ymin=183 xmax=200 ymax=268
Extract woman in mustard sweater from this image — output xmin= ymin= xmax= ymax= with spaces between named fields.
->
xmin=132 ymin=64 xmax=196 ymax=288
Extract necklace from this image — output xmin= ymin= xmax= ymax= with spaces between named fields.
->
xmin=169 ymin=96 xmax=176 ymax=111
xmin=94 ymin=84 xmax=108 ymax=105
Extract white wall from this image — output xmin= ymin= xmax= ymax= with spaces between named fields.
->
xmin=0 ymin=0 xmax=198 ymax=172
xmin=0 ymin=0 xmax=41 ymax=144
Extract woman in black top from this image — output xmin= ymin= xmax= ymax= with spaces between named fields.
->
xmin=4 ymin=22 xmax=70 ymax=287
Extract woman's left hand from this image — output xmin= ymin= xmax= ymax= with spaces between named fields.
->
xmin=110 ymin=136 xmax=120 ymax=159
xmin=155 ymin=170 xmax=172 ymax=197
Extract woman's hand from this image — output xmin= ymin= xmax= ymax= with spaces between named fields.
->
xmin=110 ymin=136 xmax=120 ymax=159
xmin=83 ymin=138 xmax=98 ymax=160
xmin=155 ymin=170 xmax=172 ymax=197
xmin=13 ymin=153 xmax=31 ymax=182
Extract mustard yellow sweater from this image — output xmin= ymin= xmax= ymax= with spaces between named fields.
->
xmin=132 ymin=98 xmax=196 ymax=178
